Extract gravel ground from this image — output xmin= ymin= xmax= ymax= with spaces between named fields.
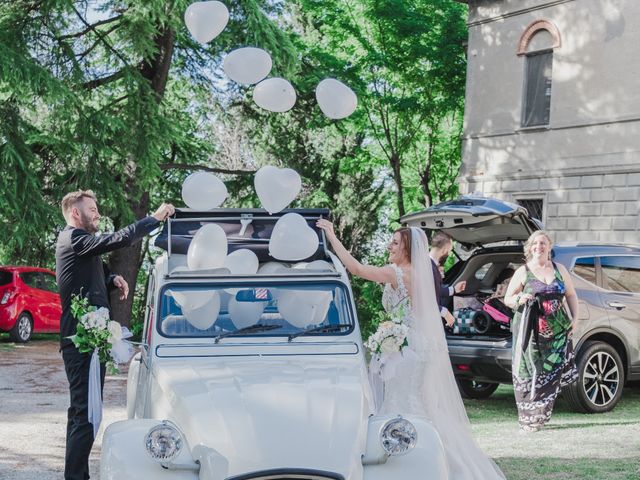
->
xmin=0 ymin=340 xmax=127 ymax=479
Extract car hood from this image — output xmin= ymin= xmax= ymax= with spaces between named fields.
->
xmin=149 ymin=355 xmax=372 ymax=477
xmin=400 ymin=196 xmax=541 ymax=248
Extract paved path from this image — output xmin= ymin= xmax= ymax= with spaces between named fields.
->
xmin=0 ymin=340 xmax=127 ymax=479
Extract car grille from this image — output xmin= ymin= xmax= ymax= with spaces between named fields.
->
xmin=226 ymin=469 xmax=344 ymax=480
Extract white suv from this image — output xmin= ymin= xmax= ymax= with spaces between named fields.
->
xmin=100 ymin=209 xmax=448 ymax=480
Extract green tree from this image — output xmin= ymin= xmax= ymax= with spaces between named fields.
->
xmin=0 ymin=0 xmax=297 ymax=325
xmin=296 ymin=0 xmax=467 ymax=215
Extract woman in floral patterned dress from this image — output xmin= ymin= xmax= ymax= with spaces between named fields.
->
xmin=505 ymin=230 xmax=579 ymax=432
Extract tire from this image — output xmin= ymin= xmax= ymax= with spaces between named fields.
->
xmin=457 ymin=379 xmax=499 ymax=399
xmin=565 ymin=341 xmax=625 ymax=413
xmin=9 ymin=312 xmax=33 ymax=343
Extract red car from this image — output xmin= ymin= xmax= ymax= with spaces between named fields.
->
xmin=0 ymin=266 xmax=61 ymax=342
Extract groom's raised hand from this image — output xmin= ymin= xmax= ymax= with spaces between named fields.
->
xmin=153 ymin=203 xmax=176 ymax=222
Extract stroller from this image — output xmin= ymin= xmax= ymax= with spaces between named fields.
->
xmin=472 ymin=297 xmax=514 ymax=334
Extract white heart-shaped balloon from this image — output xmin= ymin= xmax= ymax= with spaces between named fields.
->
xmin=278 ymin=290 xmax=332 ymax=328
xmin=187 ymin=224 xmax=228 ymax=270
xmin=269 ymin=213 xmax=319 ymax=261
xmin=315 ymin=78 xmax=358 ymax=120
xmin=224 ymin=249 xmax=259 ymax=275
xmin=257 ymin=261 xmax=288 ymax=274
xmin=223 ymin=47 xmax=273 ymax=85
xmin=229 ymin=296 xmax=267 ymax=329
xmin=253 ymin=77 xmax=297 ymax=113
xmin=182 ymin=171 xmax=228 ymax=210
xmin=184 ymin=1 xmax=229 ymax=44
xmin=305 ymin=260 xmax=334 ymax=272
xmin=167 ymin=290 xmax=220 ymax=330
xmin=254 ymin=166 xmax=301 ymax=214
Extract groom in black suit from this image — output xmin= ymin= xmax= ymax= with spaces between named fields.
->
xmin=429 ymin=232 xmax=466 ymax=327
xmin=56 ymin=189 xmax=174 ymax=480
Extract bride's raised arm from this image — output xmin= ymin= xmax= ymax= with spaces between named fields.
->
xmin=316 ymin=219 xmax=396 ymax=286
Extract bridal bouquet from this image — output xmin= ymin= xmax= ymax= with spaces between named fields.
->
xmin=68 ymin=294 xmax=133 ymax=374
xmin=365 ymin=320 xmax=409 ymax=355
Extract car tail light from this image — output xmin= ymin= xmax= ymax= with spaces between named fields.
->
xmin=1 ymin=290 xmax=14 ymax=305
xmin=456 ymin=364 xmax=471 ymax=371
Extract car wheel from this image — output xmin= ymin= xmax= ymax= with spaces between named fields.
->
xmin=565 ymin=341 xmax=625 ymax=413
xmin=9 ymin=312 xmax=33 ymax=343
xmin=457 ymin=379 xmax=499 ymax=399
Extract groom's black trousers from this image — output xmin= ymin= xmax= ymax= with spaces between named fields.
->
xmin=62 ymin=347 xmax=106 ymax=480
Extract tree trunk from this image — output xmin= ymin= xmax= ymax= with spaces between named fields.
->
xmin=390 ymin=151 xmax=405 ymax=217
xmin=419 ymin=142 xmax=434 ymax=207
xmin=107 ymin=28 xmax=175 ymax=326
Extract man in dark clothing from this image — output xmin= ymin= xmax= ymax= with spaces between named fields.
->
xmin=56 ymin=189 xmax=174 ymax=480
xmin=429 ymin=231 xmax=466 ymax=327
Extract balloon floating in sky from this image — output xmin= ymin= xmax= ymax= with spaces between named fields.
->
xmin=254 ymin=166 xmax=301 ymax=214
xmin=184 ymin=1 xmax=229 ymax=44
xmin=315 ymin=78 xmax=358 ymax=120
xmin=182 ymin=171 xmax=228 ymax=210
xmin=223 ymin=47 xmax=273 ymax=85
xmin=253 ymin=77 xmax=297 ymax=113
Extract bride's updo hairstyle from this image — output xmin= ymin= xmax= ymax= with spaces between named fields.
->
xmin=394 ymin=227 xmax=412 ymax=263
xmin=523 ymin=230 xmax=553 ymax=262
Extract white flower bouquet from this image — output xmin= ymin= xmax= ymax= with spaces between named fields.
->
xmin=365 ymin=320 xmax=409 ymax=355
xmin=68 ymin=294 xmax=133 ymax=374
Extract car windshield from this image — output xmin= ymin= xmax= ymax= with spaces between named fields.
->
xmin=159 ymin=282 xmax=354 ymax=339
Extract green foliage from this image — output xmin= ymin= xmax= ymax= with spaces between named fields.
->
xmin=0 ymin=0 xmax=468 ymax=332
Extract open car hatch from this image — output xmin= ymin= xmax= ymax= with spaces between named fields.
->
xmin=400 ymin=197 xmax=542 ymax=248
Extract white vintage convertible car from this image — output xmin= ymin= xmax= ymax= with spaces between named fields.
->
xmin=100 ymin=209 xmax=448 ymax=480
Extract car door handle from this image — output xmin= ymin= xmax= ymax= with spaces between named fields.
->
xmin=608 ymin=301 xmax=627 ymax=310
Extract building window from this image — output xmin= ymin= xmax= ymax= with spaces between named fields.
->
xmin=516 ymin=197 xmax=544 ymax=222
xmin=522 ymin=50 xmax=553 ymax=127
xmin=518 ymin=20 xmax=561 ymax=128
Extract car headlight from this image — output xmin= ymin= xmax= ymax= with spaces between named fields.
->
xmin=380 ymin=417 xmax=417 ymax=456
xmin=144 ymin=420 xmax=184 ymax=463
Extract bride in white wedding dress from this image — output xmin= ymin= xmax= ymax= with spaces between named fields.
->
xmin=316 ymin=220 xmax=505 ymax=480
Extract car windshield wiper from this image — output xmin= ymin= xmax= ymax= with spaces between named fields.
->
xmin=214 ymin=324 xmax=282 ymax=343
xmin=288 ymin=323 xmax=352 ymax=342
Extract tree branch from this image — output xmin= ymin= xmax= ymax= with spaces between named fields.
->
xmin=57 ymin=14 xmax=124 ymax=40
xmin=82 ymin=69 xmax=126 ymax=90
xmin=159 ymin=163 xmax=256 ymax=175
xmin=71 ymin=7 xmax=131 ymax=68
xmin=77 ymin=23 xmax=122 ymax=60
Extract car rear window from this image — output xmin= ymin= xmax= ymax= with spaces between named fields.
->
xmin=601 ymin=256 xmax=640 ymax=293
xmin=573 ymin=257 xmax=597 ymax=286
xmin=20 ymin=271 xmax=41 ymax=289
xmin=0 ymin=270 xmax=12 ymax=286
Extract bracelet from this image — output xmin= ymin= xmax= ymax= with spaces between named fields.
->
xmin=515 ymin=293 xmax=523 ymax=305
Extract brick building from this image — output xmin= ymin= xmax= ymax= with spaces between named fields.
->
xmin=456 ymin=0 xmax=639 ymax=243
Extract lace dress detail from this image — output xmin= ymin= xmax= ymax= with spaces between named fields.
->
xmin=382 ymin=263 xmax=411 ymax=325
xmin=378 ymin=264 xmax=426 ymax=415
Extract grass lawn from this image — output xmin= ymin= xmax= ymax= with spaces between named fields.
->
xmin=466 ymin=384 xmax=640 ymax=480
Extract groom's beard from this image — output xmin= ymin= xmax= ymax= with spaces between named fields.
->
xmin=80 ymin=211 xmax=99 ymax=234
